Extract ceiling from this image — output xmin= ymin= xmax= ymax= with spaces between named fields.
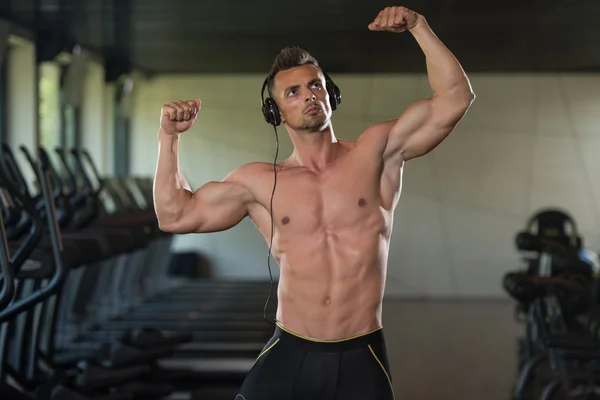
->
xmin=1 ymin=0 xmax=599 ymax=75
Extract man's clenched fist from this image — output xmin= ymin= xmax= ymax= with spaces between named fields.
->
xmin=368 ymin=6 xmax=420 ymax=33
xmin=160 ymin=99 xmax=201 ymax=135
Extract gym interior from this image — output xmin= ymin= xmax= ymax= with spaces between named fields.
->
xmin=0 ymin=1 xmax=599 ymax=399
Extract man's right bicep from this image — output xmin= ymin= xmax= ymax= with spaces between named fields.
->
xmin=166 ymin=181 xmax=253 ymax=234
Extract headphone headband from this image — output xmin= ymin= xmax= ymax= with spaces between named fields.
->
xmin=525 ymin=208 xmax=580 ymax=248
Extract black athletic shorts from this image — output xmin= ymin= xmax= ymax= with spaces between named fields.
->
xmin=236 ymin=322 xmax=395 ymax=400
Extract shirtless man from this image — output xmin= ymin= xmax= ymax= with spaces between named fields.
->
xmin=153 ymin=6 xmax=474 ymax=400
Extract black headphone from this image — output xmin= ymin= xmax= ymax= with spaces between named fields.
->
xmin=260 ymin=70 xmax=342 ymax=126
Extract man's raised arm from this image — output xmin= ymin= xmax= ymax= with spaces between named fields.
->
xmin=153 ymin=99 xmax=254 ymax=234
xmin=367 ymin=6 xmax=475 ymax=162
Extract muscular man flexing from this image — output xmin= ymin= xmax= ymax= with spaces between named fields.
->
xmin=153 ymin=6 xmax=474 ymax=400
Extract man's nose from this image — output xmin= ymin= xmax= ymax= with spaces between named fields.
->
xmin=305 ymin=91 xmax=316 ymax=102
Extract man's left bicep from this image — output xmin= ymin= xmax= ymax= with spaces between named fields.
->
xmin=401 ymin=106 xmax=467 ymax=160
xmin=381 ymin=98 xmax=433 ymax=161
xmin=385 ymin=95 xmax=472 ymax=161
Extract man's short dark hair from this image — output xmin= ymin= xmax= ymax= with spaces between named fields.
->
xmin=266 ymin=46 xmax=321 ymax=99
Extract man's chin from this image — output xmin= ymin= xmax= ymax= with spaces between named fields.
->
xmin=289 ymin=116 xmax=329 ymax=132
xmin=307 ymin=116 xmax=328 ymax=128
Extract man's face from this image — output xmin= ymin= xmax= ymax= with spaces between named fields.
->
xmin=273 ymin=64 xmax=331 ymax=132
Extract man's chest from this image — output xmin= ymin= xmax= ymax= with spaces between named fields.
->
xmin=251 ymin=154 xmax=391 ymax=233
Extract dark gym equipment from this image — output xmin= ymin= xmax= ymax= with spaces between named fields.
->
xmin=504 ymin=209 xmax=600 ymax=400
xmin=0 ymin=142 xmax=279 ymax=399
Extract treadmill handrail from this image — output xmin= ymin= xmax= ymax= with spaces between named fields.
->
xmin=37 ymin=147 xmax=66 ymax=200
xmin=69 ymin=148 xmax=97 ymax=196
xmin=0 ymin=161 xmax=45 ymax=308
xmin=0 ymin=150 xmax=65 ymax=323
xmin=0 ymin=198 xmax=15 ymax=310
xmin=1 ymin=142 xmax=31 ymax=198
xmin=53 ymin=147 xmax=78 ymax=197
xmin=80 ymin=148 xmax=105 ymax=193
xmin=0 ymin=164 xmax=44 ymax=275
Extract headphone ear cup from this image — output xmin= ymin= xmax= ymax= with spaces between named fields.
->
xmin=262 ymin=97 xmax=281 ymax=126
xmin=327 ymin=82 xmax=341 ymax=111
xmin=261 ymin=102 xmax=271 ymax=123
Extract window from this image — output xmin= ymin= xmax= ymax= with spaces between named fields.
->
xmin=38 ymin=61 xmax=61 ymax=150
xmin=61 ymin=60 xmax=82 ymax=150
xmin=114 ymin=76 xmax=132 ymax=176
xmin=0 ymin=48 xmax=7 ymax=142
xmin=63 ymin=103 xmax=80 ymax=149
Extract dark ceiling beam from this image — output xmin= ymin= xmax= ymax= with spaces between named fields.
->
xmin=35 ymin=0 xmax=74 ymax=62
xmin=104 ymin=0 xmax=132 ymax=82
xmin=0 ymin=1 xmax=9 ymax=16
xmin=2 ymin=0 xmax=599 ymax=75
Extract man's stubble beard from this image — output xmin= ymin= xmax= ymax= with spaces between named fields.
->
xmin=290 ymin=113 xmax=327 ymax=133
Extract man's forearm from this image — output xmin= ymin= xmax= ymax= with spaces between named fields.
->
xmin=409 ymin=17 xmax=473 ymax=100
xmin=153 ymin=131 xmax=193 ymax=226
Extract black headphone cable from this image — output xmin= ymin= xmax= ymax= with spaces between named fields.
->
xmin=263 ymin=124 xmax=279 ymax=325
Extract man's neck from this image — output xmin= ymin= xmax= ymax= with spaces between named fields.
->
xmin=288 ymin=126 xmax=338 ymax=171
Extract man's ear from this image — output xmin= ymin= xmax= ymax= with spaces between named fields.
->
xmin=279 ymin=108 xmax=286 ymax=123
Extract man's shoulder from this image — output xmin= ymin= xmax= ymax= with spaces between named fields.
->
xmin=224 ymin=162 xmax=272 ymax=183
xmin=235 ymin=161 xmax=274 ymax=175
xmin=352 ymin=119 xmax=398 ymax=152
xmin=358 ymin=120 xmax=397 ymax=141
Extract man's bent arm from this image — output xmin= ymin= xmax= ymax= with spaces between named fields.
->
xmin=153 ymin=130 xmax=254 ymax=234
xmin=381 ymin=15 xmax=475 ymax=162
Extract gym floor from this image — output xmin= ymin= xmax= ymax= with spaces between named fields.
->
xmin=383 ymin=299 xmax=521 ymax=400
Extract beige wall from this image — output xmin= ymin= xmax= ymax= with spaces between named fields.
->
xmin=130 ymin=72 xmax=600 ymax=298
xmin=81 ymin=59 xmax=111 ymax=173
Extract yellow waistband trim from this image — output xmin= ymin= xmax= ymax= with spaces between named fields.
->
xmin=276 ymin=322 xmax=383 ymax=343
